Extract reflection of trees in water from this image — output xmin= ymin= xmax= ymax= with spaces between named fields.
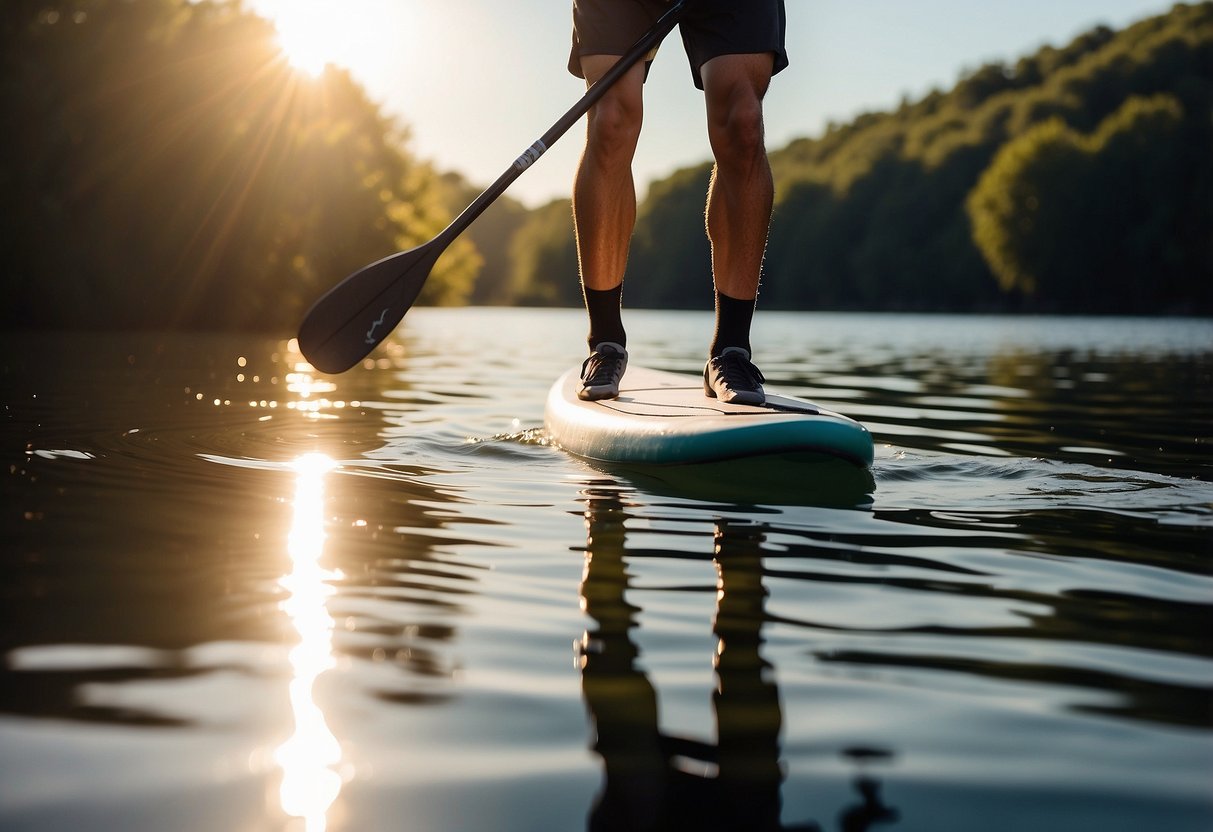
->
xmin=836 ymin=341 xmax=1208 ymax=482
xmin=754 ymin=505 xmax=1213 ymax=731
xmin=787 ymin=343 xmax=1212 ymax=730
xmin=982 ymin=349 xmax=1211 ymax=477
xmin=577 ymin=490 xmax=899 ymax=831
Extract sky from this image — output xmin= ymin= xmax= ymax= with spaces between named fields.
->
xmin=245 ymin=0 xmax=1176 ymax=207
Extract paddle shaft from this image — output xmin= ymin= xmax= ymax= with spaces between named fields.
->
xmin=434 ymin=0 xmax=687 ymax=248
xmin=297 ymin=1 xmax=686 ymax=373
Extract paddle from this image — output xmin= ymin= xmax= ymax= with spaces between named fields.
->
xmin=297 ymin=0 xmax=688 ymax=374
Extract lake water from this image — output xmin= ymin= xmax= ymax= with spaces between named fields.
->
xmin=2 ymin=308 xmax=1211 ymax=832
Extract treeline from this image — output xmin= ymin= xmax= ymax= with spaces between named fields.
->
xmin=2 ymin=3 xmax=1209 ymax=333
xmin=507 ymin=2 xmax=1213 ymax=314
xmin=0 ymin=0 xmax=477 ymax=332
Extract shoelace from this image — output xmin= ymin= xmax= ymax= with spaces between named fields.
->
xmin=714 ymin=352 xmax=765 ymax=390
xmin=582 ymin=350 xmax=624 ymax=385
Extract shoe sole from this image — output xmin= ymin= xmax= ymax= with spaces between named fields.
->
xmin=703 ymin=374 xmax=764 ymax=405
xmin=578 ymin=386 xmax=619 ymax=401
xmin=705 ymin=386 xmax=765 ymax=406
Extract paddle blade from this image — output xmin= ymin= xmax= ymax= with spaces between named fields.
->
xmin=297 ymin=241 xmax=442 ymax=374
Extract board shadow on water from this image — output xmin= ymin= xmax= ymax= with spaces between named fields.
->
xmin=580 ymin=453 xmax=876 ymax=509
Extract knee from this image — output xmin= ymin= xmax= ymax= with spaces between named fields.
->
xmin=709 ymin=99 xmax=766 ymax=168
xmin=586 ymin=92 xmax=643 ymax=162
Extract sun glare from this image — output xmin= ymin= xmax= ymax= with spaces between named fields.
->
xmin=255 ymin=0 xmax=410 ymax=79
xmin=270 ymin=1 xmax=344 ymax=75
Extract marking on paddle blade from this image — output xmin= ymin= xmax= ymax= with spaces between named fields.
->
xmin=365 ymin=307 xmax=391 ymax=345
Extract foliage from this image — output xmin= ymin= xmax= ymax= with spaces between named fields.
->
xmin=626 ymin=163 xmax=714 ymax=309
xmin=438 ymin=172 xmax=527 ymax=306
xmin=0 ymin=0 xmax=476 ymax=332
xmin=507 ymin=198 xmax=580 ymax=307
xmin=968 ymin=95 xmax=1196 ymax=311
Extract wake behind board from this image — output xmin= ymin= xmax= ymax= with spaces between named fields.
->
xmin=545 ymin=365 xmax=874 ymax=468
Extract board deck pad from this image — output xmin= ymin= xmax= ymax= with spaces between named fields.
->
xmin=545 ymin=365 xmax=874 ymax=467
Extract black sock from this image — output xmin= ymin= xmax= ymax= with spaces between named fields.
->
xmin=710 ymin=290 xmax=755 ymax=357
xmin=584 ymin=284 xmax=626 ymax=350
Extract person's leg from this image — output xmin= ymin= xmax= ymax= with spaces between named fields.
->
xmin=574 ymin=56 xmax=646 ymax=349
xmin=701 ymin=53 xmax=774 ymax=358
xmin=573 ymin=55 xmax=645 ymax=399
xmin=700 ymin=53 xmax=774 ymax=404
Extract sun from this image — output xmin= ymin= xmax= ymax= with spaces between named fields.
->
xmin=252 ymin=0 xmax=397 ymax=78
xmin=263 ymin=0 xmax=349 ymax=76
xmin=246 ymin=0 xmax=442 ymax=116
xmin=275 ymin=17 xmax=332 ymax=75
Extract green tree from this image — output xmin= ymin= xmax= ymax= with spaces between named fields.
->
xmin=967 ymin=118 xmax=1087 ymax=297
xmin=509 ymin=199 xmax=579 ymax=306
xmin=0 ymin=0 xmax=475 ymax=332
xmin=625 ymin=163 xmax=714 ymax=309
xmin=439 ymin=172 xmax=527 ymax=305
xmin=967 ymin=95 xmax=1195 ymax=310
xmin=736 ymin=3 xmax=1208 ymax=312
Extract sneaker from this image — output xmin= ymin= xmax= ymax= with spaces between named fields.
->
xmin=578 ymin=342 xmax=628 ymax=401
xmin=704 ymin=347 xmax=765 ymax=405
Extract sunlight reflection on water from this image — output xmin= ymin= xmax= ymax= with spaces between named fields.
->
xmin=275 ymin=453 xmax=343 ymax=832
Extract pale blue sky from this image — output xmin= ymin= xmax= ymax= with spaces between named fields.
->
xmin=249 ymin=0 xmax=1176 ymax=206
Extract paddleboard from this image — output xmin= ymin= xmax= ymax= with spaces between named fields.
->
xmin=544 ymin=365 xmax=874 ymax=468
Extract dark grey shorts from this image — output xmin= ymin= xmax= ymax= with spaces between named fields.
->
xmin=569 ymin=0 xmax=788 ymax=90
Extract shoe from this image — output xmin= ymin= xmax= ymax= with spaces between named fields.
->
xmin=578 ymin=342 xmax=628 ymax=401
xmin=704 ymin=347 xmax=765 ymax=405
